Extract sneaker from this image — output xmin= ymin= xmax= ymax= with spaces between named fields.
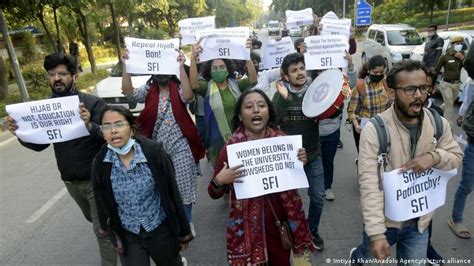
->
xmin=189 ymin=222 xmax=196 ymax=237
xmin=181 ymin=256 xmax=188 ymax=266
xmin=325 ymin=189 xmax=335 ymax=201
xmin=349 ymin=247 xmax=362 ymax=266
xmin=313 ymin=234 xmax=325 ymax=251
xmin=337 ymin=140 xmax=343 ymax=148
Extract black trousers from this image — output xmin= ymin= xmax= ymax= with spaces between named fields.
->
xmin=120 ymin=220 xmax=182 ymax=266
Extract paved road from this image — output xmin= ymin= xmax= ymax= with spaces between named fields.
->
xmin=1 ymin=31 xmax=473 ymax=265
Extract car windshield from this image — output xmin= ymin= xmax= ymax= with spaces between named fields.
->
xmin=387 ymin=30 xmax=423 ymax=45
xmin=269 ymin=22 xmax=279 ymax=28
xmin=111 ymin=62 xmax=149 ymax=77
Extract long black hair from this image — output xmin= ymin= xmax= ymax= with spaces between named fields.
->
xmin=358 ymin=55 xmax=386 ymax=79
xmin=231 ymin=89 xmax=277 ymax=131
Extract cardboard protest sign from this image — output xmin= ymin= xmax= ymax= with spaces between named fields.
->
xmin=304 ymin=35 xmax=349 ymax=70
xmin=226 ymin=135 xmax=308 ymax=200
xmin=262 ymin=37 xmax=296 ymax=69
xmin=124 ymin=37 xmax=180 ymax=75
xmin=196 ymin=27 xmax=250 ymax=62
xmin=383 ymin=168 xmax=457 ymax=221
xmin=178 ymin=16 xmax=215 ymax=45
xmin=320 ymin=17 xmax=351 ymax=40
xmin=6 ymin=95 xmax=90 ymax=144
xmin=285 ymin=8 xmax=314 ymax=28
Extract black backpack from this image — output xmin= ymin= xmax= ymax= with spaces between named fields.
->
xmin=369 ymin=108 xmax=443 ymax=189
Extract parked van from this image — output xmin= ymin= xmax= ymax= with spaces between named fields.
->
xmin=362 ymin=24 xmax=423 ymax=71
xmin=268 ymin=20 xmax=280 ymax=36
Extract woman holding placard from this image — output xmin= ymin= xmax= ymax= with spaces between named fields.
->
xmin=121 ymin=50 xmax=205 ymax=237
xmin=188 ymin=38 xmax=258 ymax=166
xmin=347 ymin=55 xmax=391 ymax=154
xmin=208 ymin=89 xmax=315 ymax=265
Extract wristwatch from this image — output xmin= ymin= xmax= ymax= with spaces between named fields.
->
xmin=211 ymin=178 xmax=224 ymax=189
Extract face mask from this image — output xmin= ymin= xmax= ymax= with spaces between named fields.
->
xmin=369 ymin=74 xmax=384 ymax=83
xmin=427 ymin=32 xmax=434 ymax=38
xmin=454 ymin=44 xmax=463 ymax=52
xmin=211 ymin=69 xmax=229 ymax=83
xmin=153 ymin=75 xmax=172 ymax=85
xmin=107 ymin=138 xmax=135 ymax=155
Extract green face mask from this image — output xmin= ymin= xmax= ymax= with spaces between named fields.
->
xmin=211 ymin=69 xmax=229 ymax=83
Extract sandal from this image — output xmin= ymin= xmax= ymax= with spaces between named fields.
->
xmin=448 ymin=219 xmax=471 ymax=239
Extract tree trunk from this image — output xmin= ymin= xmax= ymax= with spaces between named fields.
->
xmin=126 ymin=11 xmax=135 ymax=37
xmin=108 ymin=0 xmax=122 ymax=62
xmin=0 ymin=55 xmax=9 ymax=100
xmin=53 ymin=7 xmax=63 ymax=53
xmin=429 ymin=5 xmax=434 ymax=24
xmin=37 ymin=12 xmax=58 ymax=53
xmin=75 ymin=9 xmax=97 ymax=74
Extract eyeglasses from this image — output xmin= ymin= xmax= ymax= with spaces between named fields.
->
xmin=100 ymin=121 xmax=129 ymax=132
xmin=394 ymin=85 xmax=431 ymax=95
xmin=47 ymin=71 xmax=71 ymax=78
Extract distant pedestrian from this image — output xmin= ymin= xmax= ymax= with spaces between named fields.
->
xmin=347 ymin=55 xmax=390 ymax=153
xmin=350 ymin=60 xmax=463 ymax=266
xmin=422 ymin=25 xmax=444 ymax=70
xmin=5 ymin=53 xmax=117 ymax=265
xmin=208 ymin=90 xmax=315 ymax=265
xmin=434 ymin=35 xmax=466 ymax=124
xmin=448 ymin=42 xmax=474 ymax=240
xmin=92 ymin=105 xmax=192 ymax=266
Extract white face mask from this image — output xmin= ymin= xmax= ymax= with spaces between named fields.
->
xmin=454 ymin=44 xmax=463 ymax=52
xmin=107 ymin=138 xmax=136 ymax=155
xmin=427 ymin=32 xmax=434 ymax=38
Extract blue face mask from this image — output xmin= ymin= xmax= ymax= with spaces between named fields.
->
xmin=107 ymin=138 xmax=136 ymax=155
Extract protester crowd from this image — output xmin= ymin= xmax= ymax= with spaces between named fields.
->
xmin=5 ymin=10 xmax=473 ymax=266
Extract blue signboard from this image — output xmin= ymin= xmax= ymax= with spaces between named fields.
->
xmin=356 ymin=0 xmax=372 ymax=26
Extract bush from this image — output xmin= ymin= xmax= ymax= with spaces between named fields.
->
xmin=16 ymin=32 xmax=37 ymax=65
xmin=22 ymin=66 xmax=47 ymax=91
xmin=78 ymin=46 xmax=116 ymax=65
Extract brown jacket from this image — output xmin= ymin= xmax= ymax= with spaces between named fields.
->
xmin=358 ymin=106 xmax=463 ymax=241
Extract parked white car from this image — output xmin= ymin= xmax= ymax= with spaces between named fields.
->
xmin=289 ymin=27 xmax=302 ymax=37
xmin=411 ymin=30 xmax=473 ymax=92
xmin=93 ymin=62 xmax=150 ymax=116
xmin=362 ymin=24 xmax=424 ymax=71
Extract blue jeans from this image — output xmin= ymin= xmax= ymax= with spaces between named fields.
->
xmin=184 ymin=204 xmax=193 ymax=223
xmin=320 ymin=129 xmax=340 ymax=190
xmin=452 ymin=143 xmax=474 ymax=223
xmin=352 ymin=227 xmax=429 ymax=266
xmin=304 ymin=157 xmax=325 ymax=236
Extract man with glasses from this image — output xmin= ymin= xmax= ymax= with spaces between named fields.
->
xmin=349 ymin=60 xmax=463 ymax=266
xmin=6 ymin=53 xmax=117 ymax=265
xmin=422 ymin=25 xmax=444 ymax=70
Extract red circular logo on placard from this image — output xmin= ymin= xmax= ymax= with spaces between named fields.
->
xmin=312 ymin=83 xmax=329 ymax=103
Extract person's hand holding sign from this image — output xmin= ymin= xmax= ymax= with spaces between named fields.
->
xmin=6 ymin=116 xmax=18 ymax=136
xmin=297 ymin=147 xmax=308 ymax=165
xmin=79 ymin=103 xmax=92 ymax=130
xmin=212 ymin=162 xmax=245 ymax=190
xmin=399 ymin=152 xmax=440 ymax=174
xmin=120 ymin=49 xmax=134 ymax=97
xmin=191 ymin=39 xmax=203 ymax=64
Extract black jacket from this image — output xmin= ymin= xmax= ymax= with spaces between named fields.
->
xmin=91 ymin=136 xmax=191 ymax=243
xmin=19 ymin=92 xmax=106 ymax=181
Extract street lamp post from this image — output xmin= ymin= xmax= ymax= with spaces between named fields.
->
xmin=445 ymin=0 xmax=452 ymax=30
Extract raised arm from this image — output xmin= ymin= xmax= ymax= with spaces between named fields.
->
xmin=120 ymin=49 xmax=134 ymax=97
xmin=189 ymin=42 xmax=203 ymax=91
xmin=245 ymin=37 xmax=257 ymax=85
xmin=178 ymin=50 xmax=193 ymax=101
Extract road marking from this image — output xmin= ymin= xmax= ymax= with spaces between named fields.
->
xmin=0 ymin=135 xmax=16 ymax=147
xmin=454 ymin=135 xmax=467 ymax=147
xmin=26 ymin=187 xmax=67 ymax=223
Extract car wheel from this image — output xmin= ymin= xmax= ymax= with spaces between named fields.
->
xmin=362 ymin=52 xmax=368 ymax=65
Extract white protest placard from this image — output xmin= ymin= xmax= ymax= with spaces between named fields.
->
xmin=383 ymin=168 xmax=457 ymax=222
xmin=178 ymin=16 xmax=215 ymax=45
xmin=262 ymin=37 xmax=296 ymax=69
xmin=320 ymin=18 xmax=351 ymax=40
xmin=285 ymin=8 xmax=314 ymax=28
xmin=226 ymin=135 xmax=308 ymax=200
xmin=6 ymin=95 xmax=90 ymax=144
xmin=124 ymin=37 xmax=180 ymax=75
xmin=304 ymin=35 xmax=349 ymax=70
xmin=196 ymin=27 xmax=250 ymax=62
